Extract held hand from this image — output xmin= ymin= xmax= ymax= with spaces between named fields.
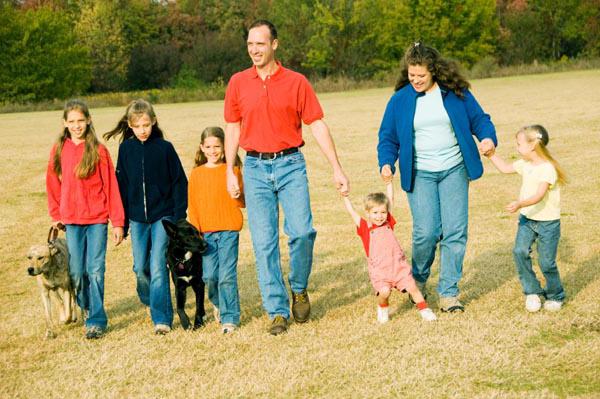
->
xmin=52 ymin=220 xmax=65 ymax=231
xmin=380 ymin=164 xmax=393 ymax=183
xmin=226 ymin=168 xmax=241 ymax=199
xmin=479 ymin=138 xmax=496 ymax=157
xmin=334 ymin=169 xmax=349 ymax=196
xmin=113 ymin=227 xmax=124 ymax=246
xmin=506 ymin=200 xmax=521 ymax=213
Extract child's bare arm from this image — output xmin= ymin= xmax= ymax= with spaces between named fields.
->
xmin=487 ymin=154 xmax=515 ymax=174
xmin=385 ymin=181 xmax=394 ymax=206
xmin=342 ymin=196 xmax=361 ymax=226
xmin=506 ymin=182 xmax=549 ymax=213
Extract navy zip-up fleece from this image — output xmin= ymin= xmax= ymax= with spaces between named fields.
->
xmin=116 ymin=135 xmax=187 ymax=233
xmin=377 ymin=84 xmax=497 ymax=192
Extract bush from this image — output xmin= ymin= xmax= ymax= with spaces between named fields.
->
xmin=469 ymin=56 xmax=500 ymax=79
xmin=127 ymin=44 xmax=182 ymax=90
xmin=170 ymin=65 xmax=203 ymax=89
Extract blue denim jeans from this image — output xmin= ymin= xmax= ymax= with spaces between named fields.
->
xmin=243 ymin=151 xmax=317 ymax=319
xmin=130 ymin=219 xmax=173 ymax=326
xmin=406 ymin=163 xmax=469 ymax=298
xmin=202 ymin=231 xmax=241 ymax=325
xmin=65 ymin=223 xmax=108 ymax=329
xmin=513 ymin=215 xmax=564 ymax=301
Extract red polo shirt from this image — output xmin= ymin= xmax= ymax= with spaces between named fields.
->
xmin=224 ymin=62 xmax=324 ymax=152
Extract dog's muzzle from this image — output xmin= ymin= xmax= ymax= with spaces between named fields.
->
xmin=27 ymin=267 xmax=41 ymax=276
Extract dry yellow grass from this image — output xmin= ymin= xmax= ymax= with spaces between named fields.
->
xmin=1 ymin=70 xmax=600 ymax=398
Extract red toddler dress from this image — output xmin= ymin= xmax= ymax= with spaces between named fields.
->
xmin=357 ymin=213 xmax=417 ymax=293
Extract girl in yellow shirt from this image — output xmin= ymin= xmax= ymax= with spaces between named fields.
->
xmin=484 ymin=125 xmax=567 ymax=313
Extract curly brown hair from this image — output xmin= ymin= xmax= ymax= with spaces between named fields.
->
xmin=394 ymin=42 xmax=470 ymax=98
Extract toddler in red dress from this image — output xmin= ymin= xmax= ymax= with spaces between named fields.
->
xmin=342 ymin=182 xmax=436 ymax=323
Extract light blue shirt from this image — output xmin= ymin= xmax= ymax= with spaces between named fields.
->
xmin=413 ymin=85 xmax=463 ymax=171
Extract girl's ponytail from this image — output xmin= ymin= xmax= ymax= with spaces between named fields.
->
xmin=104 ymin=99 xmax=164 ymax=143
xmin=103 ymin=115 xmax=130 ymax=143
xmin=519 ymin=125 xmax=567 ymax=186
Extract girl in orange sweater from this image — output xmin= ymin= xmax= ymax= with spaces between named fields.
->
xmin=188 ymin=127 xmax=244 ymax=333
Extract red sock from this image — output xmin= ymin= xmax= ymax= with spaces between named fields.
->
xmin=416 ymin=301 xmax=428 ymax=310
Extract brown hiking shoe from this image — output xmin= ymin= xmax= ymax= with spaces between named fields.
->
xmin=269 ymin=315 xmax=288 ymax=336
xmin=292 ymin=290 xmax=310 ymax=323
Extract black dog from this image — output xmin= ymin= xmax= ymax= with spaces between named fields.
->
xmin=162 ymin=219 xmax=207 ymax=330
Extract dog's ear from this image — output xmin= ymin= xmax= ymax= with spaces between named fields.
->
xmin=48 ymin=243 xmax=58 ymax=256
xmin=162 ymin=219 xmax=178 ymax=238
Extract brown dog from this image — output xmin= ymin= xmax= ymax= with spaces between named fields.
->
xmin=27 ymin=226 xmax=77 ymax=339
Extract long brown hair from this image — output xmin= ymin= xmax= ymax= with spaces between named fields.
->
xmin=194 ymin=126 xmax=242 ymax=167
xmin=103 ymin=98 xmax=165 ymax=143
xmin=517 ymin=125 xmax=567 ymax=186
xmin=395 ymin=42 xmax=470 ymax=98
xmin=53 ymin=99 xmax=100 ymax=179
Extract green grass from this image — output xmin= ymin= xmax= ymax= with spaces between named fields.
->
xmin=0 ymin=69 xmax=599 ymax=398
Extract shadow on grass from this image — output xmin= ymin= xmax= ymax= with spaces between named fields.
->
xmin=234 ymin=249 xmax=373 ymax=323
xmin=105 ymin=295 xmax=148 ymax=332
xmin=561 ymin=239 xmax=600 ymax=300
xmin=308 ymin=250 xmax=374 ymax=321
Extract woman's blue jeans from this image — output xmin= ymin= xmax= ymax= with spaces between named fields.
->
xmin=406 ymin=163 xmax=469 ymax=298
xmin=65 ymin=223 xmax=108 ymax=329
xmin=243 ymin=152 xmax=317 ymax=319
xmin=513 ymin=215 xmax=565 ymax=301
xmin=202 ymin=231 xmax=241 ymax=325
xmin=129 ymin=219 xmax=173 ymax=326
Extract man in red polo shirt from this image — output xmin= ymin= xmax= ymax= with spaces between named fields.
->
xmin=224 ymin=19 xmax=349 ymax=335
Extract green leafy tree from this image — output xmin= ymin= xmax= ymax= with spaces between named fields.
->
xmin=75 ymin=1 xmax=128 ymax=92
xmin=405 ymin=0 xmax=498 ymax=67
xmin=270 ymin=0 xmax=315 ymax=74
xmin=0 ymin=6 xmax=91 ymax=102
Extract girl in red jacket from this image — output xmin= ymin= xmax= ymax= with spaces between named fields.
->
xmin=46 ymin=99 xmax=125 ymax=339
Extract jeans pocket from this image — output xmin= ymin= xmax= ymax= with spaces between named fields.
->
xmin=284 ymin=152 xmax=305 ymax=164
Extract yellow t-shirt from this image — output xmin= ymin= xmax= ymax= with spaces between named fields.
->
xmin=513 ymin=160 xmax=560 ymax=221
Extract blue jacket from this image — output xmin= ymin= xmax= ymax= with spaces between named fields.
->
xmin=377 ymin=84 xmax=497 ymax=192
xmin=116 ymin=135 xmax=187 ymax=233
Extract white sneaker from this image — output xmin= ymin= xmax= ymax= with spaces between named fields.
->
xmin=544 ymin=300 xmax=563 ymax=312
xmin=377 ymin=305 xmax=389 ymax=324
xmin=222 ymin=323 xmax=238 ymax=334
xmin=525 ymin=294 xmax=542 ymax=312
xmin=154 ymin=324 xmax=171 ymax=335
xmin=419 ymin=308 xmax=437 ymax=321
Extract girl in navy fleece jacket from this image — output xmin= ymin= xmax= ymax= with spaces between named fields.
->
xmin=104 ymin=99 xmax=187 ymax=335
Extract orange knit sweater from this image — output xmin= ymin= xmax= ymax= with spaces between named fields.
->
xmin=188 ymin=164 xmax=244 ymax=233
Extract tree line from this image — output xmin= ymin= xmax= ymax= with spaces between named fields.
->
xmin=1 ymin=0 xmax=598 ymax=103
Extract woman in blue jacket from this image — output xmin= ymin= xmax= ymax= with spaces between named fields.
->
xmin=104 ymin=99 xmax=188 ymax=334
xmin=377 ymin=42 xmax=497 ymax=312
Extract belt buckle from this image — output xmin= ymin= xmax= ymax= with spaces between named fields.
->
xmin=259 ymin=152 xmax=275 ymax=160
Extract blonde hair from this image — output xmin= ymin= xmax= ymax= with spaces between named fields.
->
xmin=364 ymin=192 xmax=390 ymax=212
xmin=103 ymin=99 xmax=165 ymax=143
xmin=53 ymin=99 xmax=100 ymax=179
xmin=518 ymin=125 xmax=567 ymax=185
xmin=194 ymin=126 xmax=242 ymax=167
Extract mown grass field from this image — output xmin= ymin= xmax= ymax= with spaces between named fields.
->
xmin=1 ymin=70 xmax=599 ymax=398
